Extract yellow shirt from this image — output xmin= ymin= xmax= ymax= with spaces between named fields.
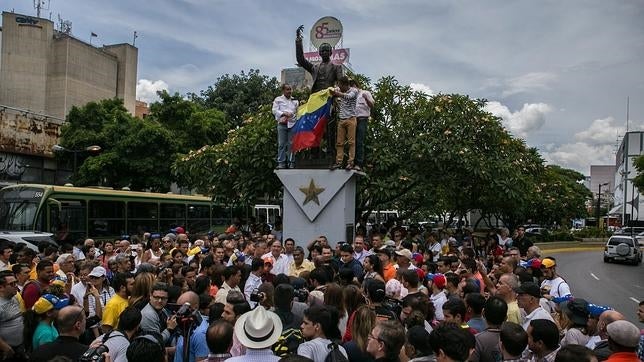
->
xmin=101 ymin=294 xmax=129 ymax=329
xmin=506 ymin=300 xmax=522 ymax=325
xmin=287 ymin=259 xmax=315 ymax=277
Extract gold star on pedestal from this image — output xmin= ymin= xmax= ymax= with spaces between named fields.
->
xmin=299 ymin=179 xmax=325 ymax=206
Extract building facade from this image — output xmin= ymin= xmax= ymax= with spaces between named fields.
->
xmin=613 ymin=131 xmax=644 ymax=226
xmin=0 ymin=11 xmax=138 ymax=187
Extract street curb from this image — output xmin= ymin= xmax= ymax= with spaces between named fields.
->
xmin=540 ymin=247 xmax=603 ymax=253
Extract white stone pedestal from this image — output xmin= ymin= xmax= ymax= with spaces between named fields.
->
xmin=275 ymin=169 xmax=362 ymax=246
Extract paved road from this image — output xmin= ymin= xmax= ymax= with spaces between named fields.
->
xmin=549 ymin=250 xmax=643 ymax=325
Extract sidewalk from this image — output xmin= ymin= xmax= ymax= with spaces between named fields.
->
xmin=536 ymin=241 xmax=604 ymax=253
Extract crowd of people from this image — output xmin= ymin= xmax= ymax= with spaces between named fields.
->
xmin=0 ymin=225 xmax=643 ymax=362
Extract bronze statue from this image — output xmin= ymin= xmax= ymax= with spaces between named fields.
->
xmin=295 ymin=25 xmax=344 ymax=93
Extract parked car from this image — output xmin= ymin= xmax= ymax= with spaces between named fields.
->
xmin=603 ymin=235 xmax=642 ymax=265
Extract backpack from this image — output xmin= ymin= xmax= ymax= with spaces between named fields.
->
xmin=324 ymin=342 xmax=349 ymax=362
xmin=272 ymin=327 xmax=304 ymax=357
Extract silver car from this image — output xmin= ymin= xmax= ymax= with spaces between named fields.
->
xmin=603 ymin=235 xmax=642 ymax=265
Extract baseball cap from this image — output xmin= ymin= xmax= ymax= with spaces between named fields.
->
xmin=526 ymin=258 xmax=542 ymax=269
xmin=560 ymin=298 xmax=589 ymax=326
xmin=426 ymin=273 xmax=446 ymax=289
xmin=395 ymin=248 xmax=412 ymax=260
xmin=33 ymin=294 xmax=69 ymax=314
xmin=606 ymin=320 xmax=640 ymax=348
xmin=231 ymin=252 xmax=246 ymax=263
xmin=173 ymin=227 xmax=185 ymax=234
xmin=587 ymin=303 xmax=612 ymax=318
xmin=384 ymin=240 xmax=396 ymax=247
xmin=88 ymin=266 xmax=107 ymax=278
xmin=412 ymin=253 xmax=424 ymax=265
xmin=541 ymin=258 xmax=556 ymax=269
xmin=516 ymin=282 xmax=541 ymax=298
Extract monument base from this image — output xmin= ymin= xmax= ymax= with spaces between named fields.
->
xmin=275 ymin=168 xmax=363 ymax=246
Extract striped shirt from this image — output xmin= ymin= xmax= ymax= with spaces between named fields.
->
xmin=337 ymin=87 xmax=358 ymax=119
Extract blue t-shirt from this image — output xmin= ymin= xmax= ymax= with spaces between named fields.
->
xmin=173 ymin=315 xmax=209 ymax=362
xmin=33 ymin=321 xmax=58 ymax=349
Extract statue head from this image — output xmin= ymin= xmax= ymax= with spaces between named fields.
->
xmin=318 ymin=43 xmax=332 ymax=62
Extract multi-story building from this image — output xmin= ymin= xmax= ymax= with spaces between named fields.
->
xmin=613 ymin=131 xmax=644 ymax=226
xmin=0 ymin=11 xmax=138 ymax=186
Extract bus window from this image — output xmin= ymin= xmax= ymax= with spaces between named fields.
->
xmin=0 ymin=186 xmax=43 ymax=231
xmin=127 ymin=202 xmax=159 ymax=236
xmin=160 ymin=203 xmax=186 ymax=233
xmin=50 ymin=200 xmax=87 ymax=243
xmin=89 ymin=200 xmax=125 ymax=237
xmin=188 ymin=205 xmax=210 ymax=234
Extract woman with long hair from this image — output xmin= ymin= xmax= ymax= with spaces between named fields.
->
xmin=341 ymin=284 xmax=366 ymax=342
xmin=362 ymin=254 xmax=384 ymax=286
xmin=99 ymin=240 xmax=117 ymax=270
xmin=24 ymin=294 xmax=69 ymax=352
xmin=141 ymin=235 xmax=163 ymax=266
xmin=129 ymin=272 xmax=155 ymax=310
xmin=324 ymin=283 xmax=348 ymax=336
xmin=298 ymin=305 xmax=348 ymax=362
xmin=342 ymin=305 xmax=376 ymax=362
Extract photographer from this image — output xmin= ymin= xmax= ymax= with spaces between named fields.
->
xmin=140 ymin=282 xmax=177 ymax=343
xmin=89 ymin=306 xmax=142 ymax=362
xmin=173 ymin=291 xmax=209 ymax=362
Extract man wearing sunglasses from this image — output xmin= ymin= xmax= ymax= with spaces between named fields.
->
xmin=0 ymin=270 xmax=25 ymax=361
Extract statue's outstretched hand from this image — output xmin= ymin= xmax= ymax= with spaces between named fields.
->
xmin=296 ymin=25 xmax=304 ymax=40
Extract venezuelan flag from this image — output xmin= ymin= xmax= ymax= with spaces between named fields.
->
xmin=291 ymin=88 xmax=334 ymax=153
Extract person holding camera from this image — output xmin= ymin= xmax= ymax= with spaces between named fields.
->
xmin=173 ymin=291 xmax=209 ymax=362
xmin=140 ymin=282 xmax=177 ymax=343
xmin=88 ymin=306 xmax=142 ymax=362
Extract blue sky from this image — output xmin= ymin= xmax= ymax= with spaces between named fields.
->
xmin=3 ymin=0 xmax=644 ymax=174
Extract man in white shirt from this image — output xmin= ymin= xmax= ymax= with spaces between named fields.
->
xmin=272 ymin=84 xmax=299 ymax=169
xmin=261 ymin=240 xmax=289 ymax=275
xmin=352 ymin=235 xmax=372 ymax=264
xmin=352 ymin=80 xmax=375 ymax=171
xmin=428 ymin=273 xmax=448 ymax=321
xmin=539 ymin=257 xmax=571 ymax=313
xmin=516 ymin=282 xmax=554 ymax=330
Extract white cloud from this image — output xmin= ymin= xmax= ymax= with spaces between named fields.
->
xmin=542 ymin=142 xmax=615 ymax=173
xmin=502 ymin=72 xmax=557 ymax=97
xmin=136 ymin=79 xmax=169 ymax=104
xmin=410 ymin=82 xmax=434 ymax=95
xmin=540 ymin=117 xmax=644 ymax=173
xmin=484 ymin=101 xmax=552 ymax=138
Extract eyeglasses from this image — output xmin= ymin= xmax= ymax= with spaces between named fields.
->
xmin=368 ymin=333 xmax=384 ymax=343
xmin=151 ymin=295 xmax=168 ymax=301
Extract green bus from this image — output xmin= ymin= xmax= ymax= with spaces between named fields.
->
xmin=0 ymin=184 xmax=229 ymax=243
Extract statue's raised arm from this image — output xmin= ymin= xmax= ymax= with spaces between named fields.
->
xmin=295 ymin=25 xmax=313 ymax=74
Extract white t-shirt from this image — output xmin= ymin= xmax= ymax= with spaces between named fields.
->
xmin=540 ymin=277 xmax=571 ymax=298
xmin=355 ymin=90 xmax=374 ymax=118
xmin=430 ymin=291 xmax=448 ymax=321
xmin=297 ymin=337 xmax=348 ymax=362
xmin=521 ymin=306 xmax=554 ymax=330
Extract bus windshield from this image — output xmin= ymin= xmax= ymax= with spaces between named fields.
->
xmin=0 ymin=186 xmax=44 ymax=231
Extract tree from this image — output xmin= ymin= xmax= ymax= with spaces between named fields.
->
xmin=173 ymin=105 xmax=279 ymax=205
xmin=59 ymin=99 xmax=178 ymax=191
xmin=149 ymin=90 xmax=230 ymax=150
xmin=633 ymin=155 xmax=644 ymax=192
xmin=195 ymin=69 xmax=281 ymax=127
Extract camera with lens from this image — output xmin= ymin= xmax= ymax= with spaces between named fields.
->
xmin=79 ymin=344 xmax=109 ymax=362
xmin=294 ymin=288 xmax=309 ymax=303
xmin=175 ymin=302 xmax=202 ymax=334
xmin=250 ymin=289 xmax=265 ymax=303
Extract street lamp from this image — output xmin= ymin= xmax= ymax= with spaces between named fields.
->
xmin=52 ymin=144 xmax=102 ymax=177
xmin=597 ymin=182 xmax=609 ymax=229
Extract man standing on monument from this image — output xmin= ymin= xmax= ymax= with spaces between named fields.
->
xmin=351 ymin=80 xmax=375 ymax=171
xmin=272 ymin=84 xmax=299 ymax=169
xmin=295 ymin=25 xmax=344 ymax=93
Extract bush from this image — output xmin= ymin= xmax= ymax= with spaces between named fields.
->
xmin=571 ymin=227 xmax=612 ymax=238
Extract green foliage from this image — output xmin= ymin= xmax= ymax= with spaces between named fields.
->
xmin=149 ymin=90 xmax=230 ymax=150
xmin=194 ymin=69 xmax=281 ymax=127
xmin=572 ymin=227 xmax=612 ymax=238
xmin=60 ymin=99 xmax=178 ymax=191
xmin=633 ymin=155 xmax=644 ymax=192
xmin=172 ymin=105 xmax=279 ymax=204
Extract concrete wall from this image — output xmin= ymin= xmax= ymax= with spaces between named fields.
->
xmin=46 ymin=35 xmax=118 ymax=118
xmin=103 ymin=44 xmax=138 ymax=115
xmin=0 ymin=12 xmax=138 ymax=119
xmin=0 ymin=106 xmax=63 ymax=157
xmin=0 ymin=12 xmax=54 ymax=114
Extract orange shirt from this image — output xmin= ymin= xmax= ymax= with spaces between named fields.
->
xmin=383 ymin=262 xmax=396 ymax=282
